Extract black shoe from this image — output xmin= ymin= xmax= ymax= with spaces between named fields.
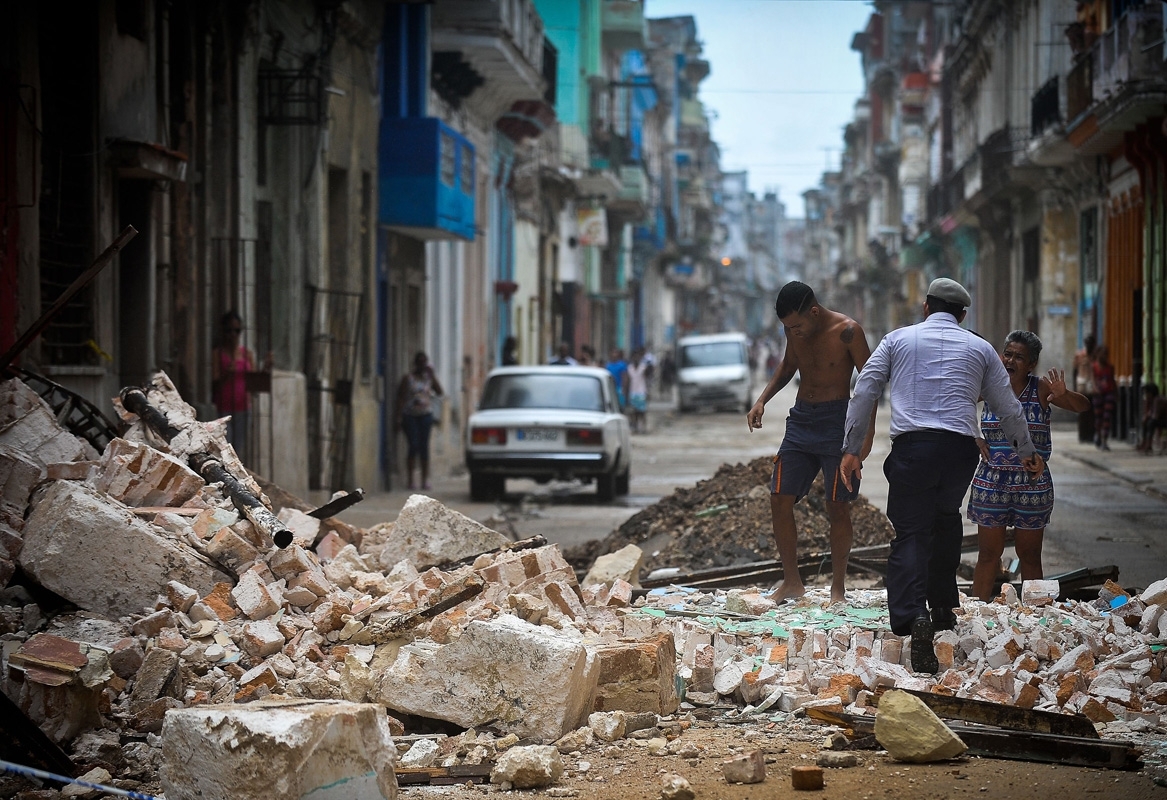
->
xmin=931 ymin=608 xmax=958 ymax=631
xmin=910 ymin=615 xmax=939 ymax=674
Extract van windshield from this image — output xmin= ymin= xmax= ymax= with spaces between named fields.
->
xmin=680 ymin=342 xmax=744 ymax=368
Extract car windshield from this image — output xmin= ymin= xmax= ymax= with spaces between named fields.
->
xmin=681 ymin=342 xmax=744 ymax=368
xmin=480 ymin=374 xmax=605 ymax=411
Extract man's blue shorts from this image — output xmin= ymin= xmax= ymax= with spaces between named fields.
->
xmin=770 ymin=398 xmax=858 ymax=502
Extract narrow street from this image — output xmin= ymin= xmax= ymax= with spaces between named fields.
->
xmin=346 ymin=381 xmax=1167 ymax=593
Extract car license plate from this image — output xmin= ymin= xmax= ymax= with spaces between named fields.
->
xmin=516 ymin=428 xmax=559 ymax=442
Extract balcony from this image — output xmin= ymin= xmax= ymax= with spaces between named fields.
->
xmin=1067 ymin=4 xmax=1167 ymax=152
xmin=431 ymin=0 xmax=546 ymax=121
xmin=601 ymin=0 xmax=646 ymax=53
xmin=378 ymin=118 xmax=476 ymax=241
xmin=607 ymin=164 xmax=649 ymax=219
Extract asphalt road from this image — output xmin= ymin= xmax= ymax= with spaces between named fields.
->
xmin=344 ymin=382 xmax=1167 ymax=593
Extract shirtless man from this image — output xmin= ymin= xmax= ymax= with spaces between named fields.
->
xmin=746 ymin=282 xmax=875 ymax=603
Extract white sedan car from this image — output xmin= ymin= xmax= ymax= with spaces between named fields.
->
xmin=465 ymin=366 xmax=631 ymax=502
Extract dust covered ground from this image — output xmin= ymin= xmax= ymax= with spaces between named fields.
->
xmin=565 ymin=457 xmax=895 ymax=576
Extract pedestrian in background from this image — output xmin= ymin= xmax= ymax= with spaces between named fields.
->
xmin=1138 ymin=383 xmax=1167 ymax=454
xmin=840 ymin=278 xmax=1043 ymax=674
xmin=968 ymin=331 xmax=1091 ymax=601
xmin=1091 ymin=344 xmax=1117 ymax=450
xmin=501 ymin=336 xmax=519 ymax=366
xmin=578 ymin=344 xmax=596 ymax=366
xmin=549 ymin=341 xmax=578 ymax=365
xmin=1073 ymin=334 xmax=1097 ymax=443
xmin=396 ymin=352 xmax=444 ymax=491
xmin=606 ymin=348 xmax=628 ymax=410
xmin=626 ymin=348 xmax=649 ymax=433
xmin=212 ymin=310 xmax=255 ymax=462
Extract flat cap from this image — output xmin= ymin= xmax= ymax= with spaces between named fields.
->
xmin=927 ymin=277 xmax=971 ymax=308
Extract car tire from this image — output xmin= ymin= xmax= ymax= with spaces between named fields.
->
xmin=615 ymin=465 xmax=630 ymax=496
xmin=596 ymin=468 xmax=618 ymax=502
xmin=469 ymin=471 xmax=502 ymax=502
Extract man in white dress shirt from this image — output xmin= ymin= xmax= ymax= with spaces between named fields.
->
xmin=838 ymin=278 xmax=1045 ymax=674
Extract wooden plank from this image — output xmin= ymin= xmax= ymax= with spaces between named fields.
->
xmin=900 ymin=689 xmax=1099 ymax=739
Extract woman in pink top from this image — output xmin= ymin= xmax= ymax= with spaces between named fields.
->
xmin=212 ymin=310 xmax=255 ymax=460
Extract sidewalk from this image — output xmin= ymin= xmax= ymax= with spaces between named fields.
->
xmin=1051 ymin=423 xmax=1167 ymax=500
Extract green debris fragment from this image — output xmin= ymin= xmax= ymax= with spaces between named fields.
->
xmin=695 ymin=503 xmax=729 ymax=518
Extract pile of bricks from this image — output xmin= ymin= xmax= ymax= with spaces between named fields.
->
xmin=2 ymin=371 xmax=1164 ymax=798
xmin=632 ymin=579 xmax=1167 ymax=737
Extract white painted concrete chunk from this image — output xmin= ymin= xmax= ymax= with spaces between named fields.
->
xmin=375 ymin=615 xmax=598 ymax=742
xmin=582 ymin=543 xmax=645 ymax=588
xmin=1141 ymin=577 xmax=1167 ymax=608
xmin=160 ymin=699 xmax=397 ymax=800
xmin=376 ymin=494 xmax=509 ymax=570
xmin=19 ymin=481 xmax=230 ymax=617
xmin=490 ymin=745 xmax=563 ymax=789
xmin=874 ymin=689 xmax=967 ymax=762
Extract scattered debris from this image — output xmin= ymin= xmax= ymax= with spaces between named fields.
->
xmin=566 ymin=458 xmax=894 ymax=576
xmin=0 ymin=371 xmax=1164 ymax=797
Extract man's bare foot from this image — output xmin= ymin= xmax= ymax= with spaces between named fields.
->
xmin=831 ymin=585 xmax=847 ymax=604
xmin=767 ymin=581 xmax=806 ymax=602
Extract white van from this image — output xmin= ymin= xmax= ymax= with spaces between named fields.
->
xmin=676 ymin=332 xmax=752 ymax=413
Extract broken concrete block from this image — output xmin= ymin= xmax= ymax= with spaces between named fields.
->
xmin=129 ymin=648 xmax=182 ymax=712
xmin=490 ymin=745 xmax=563 ymax=789
xmin=0 ymin=447 xmax=46 ymax=530
xmin=660 ymin=774 xmax=695 ymax=800
xmin=791 ymin=765 xmax=824 ymax=790
xmin=240 ymin=620 xmax=285 ymax=659
xmin=161 ymin=699 xmax=397 ymax=800
xmin=322 ymin=544 xmax=370 ymax=590
xmin=1021 ymin=579 xmax=1060 ymax=605
xmin=231 ymin=571 xmax=280 ymax=620
xmin=206 ymin=527 xmax=260 ymax=572
xmin=20 ymin=481 xmax=231 ymax=617
xmin=582 ymin=544 xmax=644 ymax=588
xmin=591 ymin=632 xmax=679 ymax=715
xmin=588 ymin=710 xmax=627 ymax=742
xmin=375 ymin=615 xmax=598 ymax=742
xmin=1141 ymin=577 xmax=1167 ymax=608
xmin=269 ymin=545 xmax=316 ymax=578
xmin=725 ymin=589 xmax=777 ymax=616
xmin=722 ymin=749 xmax=766 ymax=784
xmin=554 ymin=726 xmax=595 ymax=753
xmin=61 ymin=766 xmax=112 ymax=799
xmin=400 ymin=738 xmax=440 ymax=768
xmin=132 ymin=609 xmax=176 ymax=638
xmin=0 ymin=382 xmax=94 ymax=465
xmin=817 ymin=751 xmax=859 ymax=768
xmin=92 ymin=438 xmax=203 ymax=508
xmin=166 ymin=581 xmax=199 ymax=613
xmin=379 ymin=494 xmax=509 ymax=570
xmin=874 ymin=689 xmax=967 ymax=762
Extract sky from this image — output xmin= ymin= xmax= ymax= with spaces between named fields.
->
xmin=644 ymin=0 xmax=874 ymax=218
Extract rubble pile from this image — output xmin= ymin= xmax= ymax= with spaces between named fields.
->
xmin=1 ymin=372 xmax=1164 ymax=797
xmin=627 ymin=581 xmax=1167 ymax=736
xmin=567 ymin=457 xmax=895 ymax=575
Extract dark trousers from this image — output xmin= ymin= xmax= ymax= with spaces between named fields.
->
xmin=883 ymin=429 xmax=981 ymax=635
xmin=402 ymin=413 xmax=434 ymax=460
